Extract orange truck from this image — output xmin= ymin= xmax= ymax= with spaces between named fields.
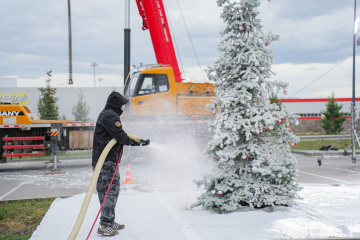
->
xmin=0 ymin=103 xmax=94 ymax=163
xmin=123 ymin=66 xmax=215 ymax=118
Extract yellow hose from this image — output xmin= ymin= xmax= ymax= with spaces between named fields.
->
xmin=68 ymin=138 xmax=117 ymax=240
xmin=127 ymin=133 xmax=141 ymax=143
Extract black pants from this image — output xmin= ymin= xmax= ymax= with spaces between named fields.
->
xmin=96 ymin=161 xmax=120 ymax=227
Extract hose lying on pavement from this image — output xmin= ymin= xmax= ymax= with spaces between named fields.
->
xmin=68 ymin=138 xmax=117 ymax=240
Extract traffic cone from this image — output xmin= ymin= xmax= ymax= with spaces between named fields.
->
xmin=123 ymin=164 xmax=134 ymax=184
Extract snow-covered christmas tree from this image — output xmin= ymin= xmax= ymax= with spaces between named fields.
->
xmin=191 ymin=0 xmax=300 ymax=213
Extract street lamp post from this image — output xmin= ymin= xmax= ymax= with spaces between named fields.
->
xmin=91 ymin=62 xmax=98 ymax=87
xmin=352 ymin=0 xmax=357 ymax=163
xmin=67 ymin=0 xmax=73 ymax=84
xmin=98 ymin=78 xmax=103 ymax=87
xmin=124 ymin=0 xmax=131 ymax=86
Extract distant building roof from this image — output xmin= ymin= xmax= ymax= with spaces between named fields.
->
xmin=0 ymin=78 xmax=17 ymax=87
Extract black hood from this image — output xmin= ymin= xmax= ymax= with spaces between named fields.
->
xmin=105 ymin=92 xmax=129 ymax=115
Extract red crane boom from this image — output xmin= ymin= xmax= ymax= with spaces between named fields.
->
xmin=135 ymin=0 xmax=183 ymax=82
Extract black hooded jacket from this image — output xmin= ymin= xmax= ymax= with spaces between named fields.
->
xmin=92 ymin=92 xmax=132 ymax=166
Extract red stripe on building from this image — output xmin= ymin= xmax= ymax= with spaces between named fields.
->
xmin=298 ymin=116 xmax=351 ymax=120
xmin=298 ymin=117 xmax=321 ymax=120
xmin=281 ymin=98 xmax=360 ymax=103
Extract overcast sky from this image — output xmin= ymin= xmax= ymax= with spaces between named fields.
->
xmin=0 ymin=0 xmax=359 ymax=99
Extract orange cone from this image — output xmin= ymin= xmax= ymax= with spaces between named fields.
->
xmin=123 ymin=164 xmax=134 ymax=184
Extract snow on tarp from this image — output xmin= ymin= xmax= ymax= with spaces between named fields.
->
xmin=30 ymin=184 xmax=360 ymax=240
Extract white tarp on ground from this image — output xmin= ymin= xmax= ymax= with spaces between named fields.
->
xmin=30 ymin=184 xmax=360 ymax=240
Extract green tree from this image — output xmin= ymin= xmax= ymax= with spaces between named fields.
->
xmin=321 ymin=93 xmax=346 ymax=134
xmin=37 ymin=70 xmax=59 ymax=120
xmin=72 ymin=90 xmax=90 ymax=121
xmin=269 ymin=93 xmax=282 ymax=110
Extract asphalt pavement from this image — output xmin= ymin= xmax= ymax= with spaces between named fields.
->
xmin=1 ymin=151 xmax=360 ymax=201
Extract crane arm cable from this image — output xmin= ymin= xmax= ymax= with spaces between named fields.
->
xmin=163 ymin=1 xmax=185 ymax=78
xmin=175 ymin=0 xmax=206 ymax=82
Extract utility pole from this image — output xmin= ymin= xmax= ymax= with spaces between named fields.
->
xmin=67 ymin=0 xmax=73 ymax=84
xmin=352 ymin=0 xmax=357 ymax=163
xmin=98 ymin=78 xmax=103 ymax=87
xmin=124 ymin=0 xmax=131 ymax=86
xmin=91 ymin=62 xmax=98 ymax=87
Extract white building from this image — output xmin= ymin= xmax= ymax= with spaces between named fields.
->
xmin=0 ymin=78 xmax=17 ymax=87
xmin=281 ymin=98 xmax=360 ymax=119
xmin=0 ymin=87 xmax=123 ymax=121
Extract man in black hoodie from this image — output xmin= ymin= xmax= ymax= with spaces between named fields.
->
xmin=92 ymin=91 xmax=149 ymax=236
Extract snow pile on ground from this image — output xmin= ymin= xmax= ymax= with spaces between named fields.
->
xmin=30 ymin=184 xmax=360 ymax=240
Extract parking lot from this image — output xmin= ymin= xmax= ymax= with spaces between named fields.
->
xmin=1 ymin=152 xmax=360 ymax=201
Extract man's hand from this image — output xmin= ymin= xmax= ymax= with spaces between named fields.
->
xmin=140 ymin=139 xmax=150 ymax=146
xmin=130 ymin=139 xmax=140 ymax=146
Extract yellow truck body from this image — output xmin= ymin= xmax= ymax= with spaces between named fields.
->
xmin=0 ymin=104 xmax=32 ymax=125
xmin=0 ymin=104 xmax=95 ymax=162
xmin=125 ymin=66 xmax=216 ymax=118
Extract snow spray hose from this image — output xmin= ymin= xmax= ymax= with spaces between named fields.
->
xmin=68 ymin=138 xmax=121 ymax=240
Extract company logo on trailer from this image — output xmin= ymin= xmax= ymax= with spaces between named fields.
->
xmin=0 ymin=93 xmax=28 ymax=105
xmin=0 ymin=111 xmax=24 ymax=116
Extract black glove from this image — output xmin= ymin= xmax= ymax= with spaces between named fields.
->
xmin=129 ymin=139 xmax=140 ymax=146
xmin=140 ymin=139 xmax=150 ymax=146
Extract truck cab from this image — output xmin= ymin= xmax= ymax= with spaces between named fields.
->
xmin=124 ymin=66 xmax=177 ymax=116
xmin=123 ymin=65 xmax=215 ymax=118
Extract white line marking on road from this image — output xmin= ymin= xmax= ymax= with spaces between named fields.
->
xmin=298 ymin=171 xmax=351 ymax=184
xmin=0 ymin=182 xmax=26 ymax=200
